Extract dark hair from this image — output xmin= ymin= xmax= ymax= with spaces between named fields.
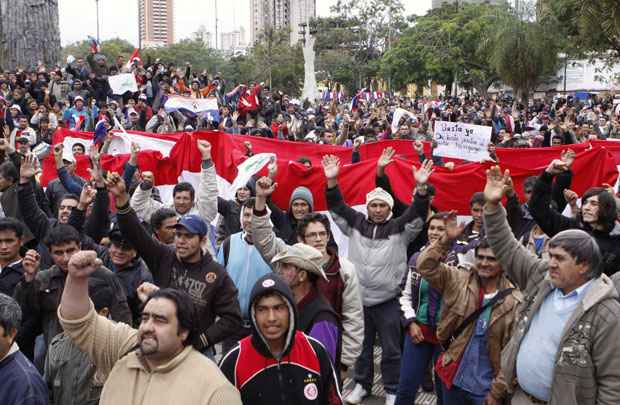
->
xmin=144 ymin=289 xmax=196 ymax=347
xmin=296 ymin=157 xmax=312 ymax=166
xmin=296 ymin=212 xmax=332 ymax=240
xmin=470 ymin=192 xmax=485 ymax=207
xmin=72 ymin=143 xmax=85 ymax=153
xmin=44 ymin=224 xmax=81 ymax=248
xmin=60 ymin=193 xmax=80 ymax=204
xmin=549 ymin=229 xmax=602 ymax=279
xmin=427 ymin=211 xmax=453 ymax=224
xmin=241 ymin=197 xmax=256 ymax=210
xmin=150 ymin=207 xmax=177 ymax=230
xmin=580 ymin=188 xmax=617 ymax=232
xmin=0 ymin=293 xmax=21 ymax=336
xmin=173 ymin=182 xmax=195 ymax=200
xmin=90 ymin=285 xmax=114 ymax=312
xmin=0 ymin=217 xmax=23 ymax=238
xmin=523 ymin=176 xmax=537 ymax=192
xmin=475 ymin=238 xmax=492 ymax=255
xmin=0 ymin=161 xmax=18 ymax=184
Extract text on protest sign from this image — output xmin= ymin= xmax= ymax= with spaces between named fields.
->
xmin=433 ymin=121 xmax=491 ymax=162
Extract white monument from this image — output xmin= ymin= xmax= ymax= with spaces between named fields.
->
xmin=301 ymin=23 xmax=319 ymax=103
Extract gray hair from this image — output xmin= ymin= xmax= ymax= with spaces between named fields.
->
xmin=0 ymin=293 xmax=22 ymax=336
xmin=548 ymin=229 xmax=602 ymax=279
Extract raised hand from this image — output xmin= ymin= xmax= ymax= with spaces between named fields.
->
xmin=22 ymin=249 xmax=41 ymax=283
xmin=484 ymin=165 xmax=510 ymax=204
xmin=104 ymin=172 xmax=127 ymax=202
xmin=503 ymin=173 xmax=515 ymax=198
xmin=53 ymin=143 xmax=64 ymax=165
xmin=560 ymin=148 xmax=576 ymax=168
xmin=67 ymin=251 xmax=101 ymax=279
xmin=441 ymin=211 xmax=465 ymax=242
xmin=130 ymin=142 xmax=140 ymax=163
xmin=545 ymin=158 xmax=569 ymax=175
xmin=78 ymin=184 xmax=97 ymax=209
xmin=137 ymin=281 xmax=160 ymax=303
xmin=413 ymin=159 xmax=434 ymax=185
xmin=20 ymin=154 xmax=37 ymax=181
xmin=255 ymin=176 xmax=276 ymax=198
xmin=563 ymin=189 xmax=579 ymax=214
xmin=444 ymin=161 xmax=455 ymax=171
xmin=267 ymin=156 xmax=277 ymax=179
xmin=377 ymin=147 xmax=395 ymax=168
xmin=197 ymin=140 xmax=212 ymax=160
xmin=321 ymin=154 xmax=341 ymax=180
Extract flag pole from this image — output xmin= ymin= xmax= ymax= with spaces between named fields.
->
xmin=95 ymin=0 xmax=100 ymax=43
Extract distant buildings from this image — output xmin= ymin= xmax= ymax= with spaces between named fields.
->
xmin=139 ymin=0 xmax=175 ymax=47
xmin=250 ymin=0 xmax=315 ymax=46
xmin=221 ymin=27 xmax=247 ymax=52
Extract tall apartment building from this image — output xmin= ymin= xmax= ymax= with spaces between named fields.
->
xmin=250 ymin=0 xmax=290 ymax=44
xmin=289 ymin=0 xmax=316 ymax=45
xmin=138 ymin=0 xmax=174 ymax=47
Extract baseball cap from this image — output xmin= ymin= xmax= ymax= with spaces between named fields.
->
xmin=74 ymin=96 xmax=84 ymax=102
xmin=173 ymin=214 xmax=208 ymax=237
xmin=10 ymin=104 xmax=21 ymax=112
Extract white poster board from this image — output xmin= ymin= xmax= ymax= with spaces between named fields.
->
xmin=108 ymin=73 xmax=138 ymax=95
xmin=433 ymin=121 xmax=492 ymax=162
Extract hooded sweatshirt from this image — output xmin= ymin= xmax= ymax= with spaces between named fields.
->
xmin=219 ymin=274 xmax=342 ymax=405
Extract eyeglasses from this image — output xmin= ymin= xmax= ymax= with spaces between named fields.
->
xmin=304 ymin=231 xmax=328 ymax=240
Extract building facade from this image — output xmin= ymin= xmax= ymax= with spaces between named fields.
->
xmin=139 ymin=0 xmax=174 ymax=47
xmin=221 ymin=27 xmax=246 ymax=51
xmin=250 ymin=0 xmax=290 ymax=44
xmin=289 ymin=0 xmax=316 ymax=45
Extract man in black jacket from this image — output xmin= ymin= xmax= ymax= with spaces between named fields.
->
xmin=529 ymin=150 xmax=620 ymax=275
xmin=106 ymin=172 xmax=243 ymax=353
xmin=219 ymin=273 xmax=342 ymax=405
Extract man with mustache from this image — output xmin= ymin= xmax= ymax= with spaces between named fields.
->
xmin=58 ymin=250 xmax=241 ymax=405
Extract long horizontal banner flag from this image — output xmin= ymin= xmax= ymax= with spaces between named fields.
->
xmin=42 ymin=128 xmax=620 ymax=215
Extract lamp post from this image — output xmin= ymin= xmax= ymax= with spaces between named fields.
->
xmin=95 ymin=0 xmax=100 ymax=43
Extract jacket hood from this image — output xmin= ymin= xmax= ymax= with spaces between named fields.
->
xmin=248 ymin=273 xmax=297 ymax=360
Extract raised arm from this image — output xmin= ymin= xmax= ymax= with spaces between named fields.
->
xmin=195 ymin=140 xmax=218 ymax=223
xmin=18 ymin=155 xmax=52 ymax=242
xmin=528 ymin=150 xmax=580 ymax=237
xmin=483 ymin=166 xmax=548 ymax=290
xmin=375 ymin=146 xmax=408 ymax=217
xmin=58 ymin=250 xmax=138 ymax=377
xmin=252 ymin=176 xmax=288 ymax=264
xmin=323 ymin=155 xmax=365 ymax=236
xmin=106 ymin=173 xmax=168 ymax=278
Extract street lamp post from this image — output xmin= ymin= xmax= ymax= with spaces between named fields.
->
xmin=95 ymin=0 xmax=100 ymax=43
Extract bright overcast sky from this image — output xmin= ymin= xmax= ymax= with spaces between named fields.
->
xmin=59 ymin=0 xmax=429 ymax=46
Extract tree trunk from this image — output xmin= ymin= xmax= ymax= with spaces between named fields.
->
xmin=0 ymin=0 xmax=60 ymax=70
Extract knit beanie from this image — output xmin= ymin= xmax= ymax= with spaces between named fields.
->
xmin=366 ymin=187 xmax=394 ymax=209
xmin=289 ymin=186 xmax=314 ymax=211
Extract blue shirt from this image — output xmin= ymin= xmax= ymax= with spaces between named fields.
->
xmin=454 ymin=293 xmax=496 ymax=396
xmin=516 ymin=280 xmax=593 ymax=401
xmin=216 ymin=232 xmax=271 ymax=318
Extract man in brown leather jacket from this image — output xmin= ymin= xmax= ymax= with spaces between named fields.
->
xmin=417 ymin=217 xmax=522 ymax=405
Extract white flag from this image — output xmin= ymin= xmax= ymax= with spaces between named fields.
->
xmin=230 ymin=153 xmax=276 ymax=193
xmin=391 ymin=108 xmax=412 ymax=134
xmin=108 ymin=73 xmax=138 ymax=95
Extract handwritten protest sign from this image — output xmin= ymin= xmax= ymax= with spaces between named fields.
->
xmin=433 ymin=121 xmax=491 ymax=162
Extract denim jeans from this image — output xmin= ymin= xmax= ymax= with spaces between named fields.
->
xmin=395 ymin=337 xmax=443 ymax=405
xmin=354 ymin=298 xmax=402 ymax=395
xmin=443 ymin=384 xmax=486 ymax=405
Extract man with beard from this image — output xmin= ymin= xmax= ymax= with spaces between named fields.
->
xmin=58 ymin=251 xmax=241 ymax=405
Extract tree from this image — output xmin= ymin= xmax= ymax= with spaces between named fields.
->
xmin=539 ymin=0 xmax=620 ymax=63
xmin=380 ymin=3 xmax=510 ymax=95
xmin=491 ymin=18 xmax=560 ymax=102
xmin=0 ymin=0 xmax=61 ymax=69
xmin=62 ymin=38 xmax=134 ymax=65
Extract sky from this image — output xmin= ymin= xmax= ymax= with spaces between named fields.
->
xmin=58 ymin=0 xmax=430 ymax=46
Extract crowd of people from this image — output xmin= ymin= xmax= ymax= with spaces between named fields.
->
xmin=1 ymin=47 xmax=620 ymax=405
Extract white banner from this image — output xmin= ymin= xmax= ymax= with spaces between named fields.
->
xmin=433 ymin=121 xmax=492 ymax=162
xmin=108 ymin=73 xmax=138 ymax=95
xmin=391 ymin=108 xmax=412 ymax=134
xmin=230 ymin=153 xmax=276 ymax=193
